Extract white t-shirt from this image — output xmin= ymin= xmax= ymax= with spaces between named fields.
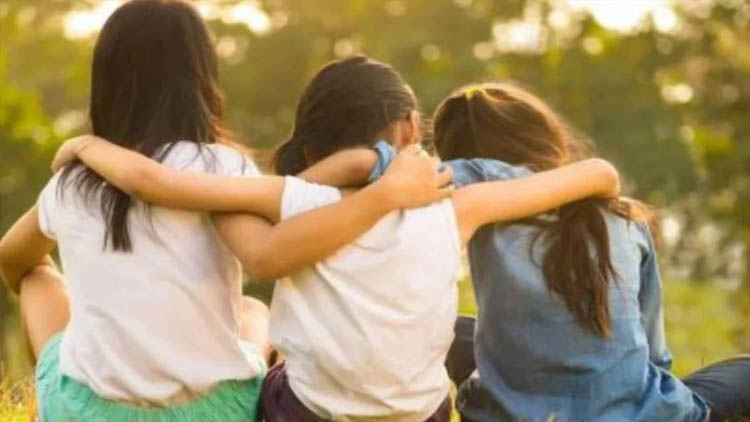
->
xmin=37 ymin=141 xmax=264 ymax=405
xmin=270 ymin=177 xmax=462 ymax=422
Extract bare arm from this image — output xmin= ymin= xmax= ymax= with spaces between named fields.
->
xmin=454 ymin=159 xmax=620 ymax=245
xmin=298 ymin=148 xmax=378 ymax=187
xmin=0 ymin=205 xmax=57 ymax=295
xmin=53 ymin=137 xmax=381 ymax=212
xmin=211 ymin=173 xmax=434 ymax=280
xmin=52 ymin=136 xmax=453 ymax=279
xmin=53 ymin=135 xmax=286 ymax=218
xmin=212 ymin=148 xmax=451 ymax=280
xmin=51 ymin=137 xmax=427 ymax=220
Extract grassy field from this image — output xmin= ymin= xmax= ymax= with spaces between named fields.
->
xmin=1 ymin=277 xmax=746 ymax=421
xmin=0 ymin=376 xmax=33 ymax=422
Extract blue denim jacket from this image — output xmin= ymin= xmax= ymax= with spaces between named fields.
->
xmin=370 ymin=142 xmax=709 ymax=422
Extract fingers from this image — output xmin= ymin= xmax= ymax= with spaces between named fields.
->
xmin=51 ymin=141 xmax=74 ymax=172
xmin=383 ymin=144 xmax=454 ymax=208
xmin=51 ymin=150 xmax=60 ymax=171
xmin=402 ymin=143 xmax=431 ymax=159
xmin=435 ymin=185 xmax=455 ymax=200
xmin=401 ymin=144 xmax=421 ymax=155
xmin=436 ymin=166 xmax=454 ymax=188
xmin=51 ymin=153 xmax=65 ymax=172
xmin=52 ymin=153 xmax=63 ymax=172
xmin=51 ymin=150 xmax=72 ymax=173
xmin=51 ymin=136 xmax=89 ymax=172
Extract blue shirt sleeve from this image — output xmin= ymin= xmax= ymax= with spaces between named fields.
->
xmin=367 ymin=141 xmax=397 ymax=183
xmin=366 ymin=143 xmax=534 ymax=188
xmin=446 ymin=158 xmax=534 ymax=188
xmin=637 ymin=223 xmax=673 ymax=371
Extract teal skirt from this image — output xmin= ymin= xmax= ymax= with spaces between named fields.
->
xmin=36 ymin=333 xmax=265 ymax=422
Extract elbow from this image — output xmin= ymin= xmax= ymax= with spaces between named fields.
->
xmin=353 ymin=151 xmax=378 ymax=180
xmin=592 ymin=158 xmax=620 ymax=198
xmin=246 ymin=261 xmax=283 ymax=282
xmin=251 ymin=269 xmax=283 ymax=283
xmin=241 ymin=251 xmax=284 ymax=282
xmin=354 ymin=150 xmax=379 ymax=183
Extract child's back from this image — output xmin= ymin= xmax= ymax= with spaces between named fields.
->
xmin=448 ymin=159 xmax=708 ymax=422
xmin=40 ymin=142 xmax=264 ymax=405
xmin=270 ymin=177 xmax=462 ymax=422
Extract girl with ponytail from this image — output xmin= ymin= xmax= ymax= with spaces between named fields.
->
xmin=429 ymin=82 xmax=750 ymax=422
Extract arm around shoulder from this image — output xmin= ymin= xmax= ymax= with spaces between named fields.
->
xmin=54 ymin=135 xmax=290 ymax=215
xmin=299 ymin=148 xmax=380 ymax=187
xmin=211 ymin=177 xmax=400 ymax=281
xmin=211 ymin=145 xmax=453 ymax=280
xmin=453 ymin=158 xmax=621 ymax=245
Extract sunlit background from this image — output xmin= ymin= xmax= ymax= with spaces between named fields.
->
xmin=62 ymin=0 xmax=682 ymax=38
xmin=1 ymin=0 xmax=749 ymax=398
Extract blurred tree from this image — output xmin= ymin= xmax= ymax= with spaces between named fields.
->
xmin=679 ymin=3 xmax=749 ymax=273
xmin=0 ymin=0 xmax=89 ymax=376
xmin=672 ymin=2 xmax=750 ymax=348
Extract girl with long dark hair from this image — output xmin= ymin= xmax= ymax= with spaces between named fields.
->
xmin=49 ymin=56 xmax=621 ymax=422
xmin=0 ymin=3 xmax=453 ymax=421
xmin=429 ymin=82 xmax=750 ymax=422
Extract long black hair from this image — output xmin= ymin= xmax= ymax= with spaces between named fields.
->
xmin=273 ymin=56 xmax=417 ymax=175
xmin=60 ymin=0 xmax=229 ymax=251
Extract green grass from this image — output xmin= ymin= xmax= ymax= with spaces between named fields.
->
xmin=663 ymin=280 xmax=744 ymax=376
xmin=0 ymin=375 xmax=34 ymax=422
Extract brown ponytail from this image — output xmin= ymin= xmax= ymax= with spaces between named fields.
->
xmin=540 ymin=198 xmax=617 ymax=337
xmin=434 ymin=82 xmax=654 ymax=338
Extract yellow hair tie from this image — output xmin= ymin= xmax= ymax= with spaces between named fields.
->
xmin=465 ymin=86 xmax=485 ymax=100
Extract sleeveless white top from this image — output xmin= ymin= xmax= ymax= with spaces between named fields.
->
xmin=270 ymin=177 xmax=462 ymax=422
xmin=37 ymin=142 xmax=264 ymax=405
